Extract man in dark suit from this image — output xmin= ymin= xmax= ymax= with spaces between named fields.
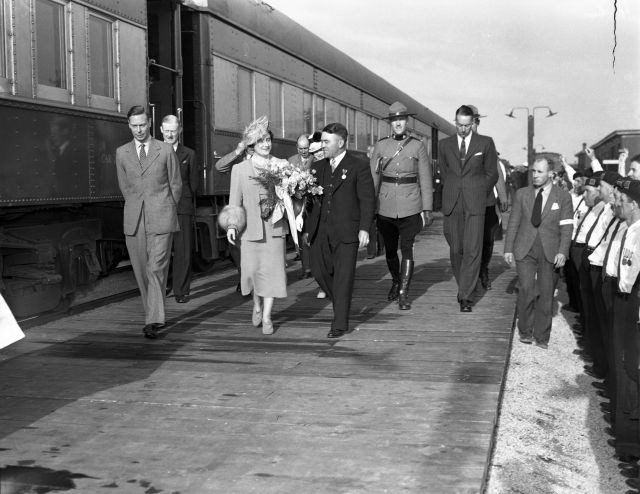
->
xmin=438 ymin=105 xmax=498 ymax=312
xmin=161 ymin=115 xmax=199 ymax=303
xmin=116 ymin=106 xmax=182 ymax=338
xmin=504 ymin=158 xmax=573 ymax=348
xmin=303 ymin=123 xmax=375 ymax=338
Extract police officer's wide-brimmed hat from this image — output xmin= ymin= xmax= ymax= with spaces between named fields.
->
xmin=384 ymin=101 xmax=415 ymax=120
xmin=618 ymin=179 xmax=640 ymax=204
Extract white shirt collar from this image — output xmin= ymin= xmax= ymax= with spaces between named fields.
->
xmin=331 ymin=150 xmax=347 ymax=168
xmin=457 ymin=131 xmax=473 ymax=146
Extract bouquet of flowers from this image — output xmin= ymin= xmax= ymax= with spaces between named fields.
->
xmin=251 ymin=157 xmax=323 ymax=246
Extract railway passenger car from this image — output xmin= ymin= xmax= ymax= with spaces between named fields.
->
xmin=0 ymin=0 xmax=455 ymax=318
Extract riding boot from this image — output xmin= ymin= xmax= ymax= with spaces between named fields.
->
xmin=386 ymin=257 xmax=400 ymax=301
xmin=398 ymin=259 xmax=414 ymax=310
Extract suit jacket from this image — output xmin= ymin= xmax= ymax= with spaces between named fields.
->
xmin=229 ymin=157 xmax=287 ymax=241
xmin=116 ymin=138 xmax=182 ymax=235
xmin=438 ymin=132 xmax=499 ymax=215
xmin=504 ymin=184 xmax=574 ymax=263
xmin=175 ymin=144 xmax=199 ymax=215
xmin=305 ymin=152 xmax=375 ymax=244
xmin=288 ymin=153 xmax=313 ymax=171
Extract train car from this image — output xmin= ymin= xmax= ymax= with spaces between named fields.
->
xmin=0 ymin=0 xmax=455 ymax=318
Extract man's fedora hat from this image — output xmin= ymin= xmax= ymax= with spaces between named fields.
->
xmin=384 ymin=101 xmax=415 ymax=120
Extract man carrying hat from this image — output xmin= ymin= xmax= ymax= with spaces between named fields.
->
xmin=369 ymin=101 xmax=433 ymax=310
xmin=438 ymin=105 xmax=498 ymax=312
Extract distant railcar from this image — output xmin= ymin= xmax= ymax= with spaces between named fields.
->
xmin=0 ymin=0 xmax=455 ymax=317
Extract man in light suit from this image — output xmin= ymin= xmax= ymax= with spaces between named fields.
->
xmin=303 ymin=123 xmax=375 ymax=338
xmin=504 ymin=158 xmax=573 ymax=348
xmin=161 ymin=115 xmax=199 ymax=304
xmin=438 ymin=105 xmax=498 ymax=312
xmin=116 ymin=106 xmax=182 ymax=338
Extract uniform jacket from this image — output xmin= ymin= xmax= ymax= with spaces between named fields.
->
xmin=504 ymin=184 xmax=574 ymax=263
xmin=175 ymin=144 xmax=199 ymax=215
xmin=438 ymin=132 xmax=499 ymax=215
xmin=116 ymin=138 xmax=182 ymax=235
xmin=228 ymin=157 xmax=286 ymax=241
xmin=305 ymin=152 xmax=375 ymax=244
xmin=370 ymin=135 xmax=433 ymax=217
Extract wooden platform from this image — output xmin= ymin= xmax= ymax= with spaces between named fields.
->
xmin=0 ymin=218 xmax=516 ymax=494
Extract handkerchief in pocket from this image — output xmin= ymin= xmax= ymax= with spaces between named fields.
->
xmin=551 ymin=202 xmax=560 ymax=210
xmin=473 ymin=152 xmax=483 ymax=157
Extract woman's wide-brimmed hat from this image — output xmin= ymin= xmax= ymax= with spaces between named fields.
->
xmin=242 ymin=116 xmax=269 ymax=146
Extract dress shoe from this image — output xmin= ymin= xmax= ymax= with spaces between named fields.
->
xmin=143 ymin=324 xmax=158 ymax=339
xmin=252 ymin=308 xmax=262 ymax=327
xmin=236 ymin=282 xmax=242 ymax=293
xmin=535 ymin=340 xmax=549 ymax=349
xmin=479 ymin=269 xmax=490 ymax=290
xmin=262 ymin=319 xmax=274 ymax=335
xmin=519 ymin=336 xmax=534 ymax=344
xmin=600 ymin=402 xmax=611 ymax=413
xmin=592 ymin=381 xmax=607 ymax=391
xmin=627 ymin=478 xmax=640 ymax=490
xmin=366 ymin=253 xmax=375 ymax=259
xmin=176 ymin=295 xmax=189 ymax=303
xmin=459 ymin=300 xmax=472 ymax=312
xmin=327 ymin=328 xmax=347 ymax=338
xmin=584 ymin=366 xmax=605 ymax=379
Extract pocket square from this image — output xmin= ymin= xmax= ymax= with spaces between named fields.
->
xmin=473 ymin=152 xmax=483 ymax=157
xmin=551 ymin=202 xmax=560 ymax=210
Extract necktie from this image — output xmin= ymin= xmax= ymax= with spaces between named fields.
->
xmin=531 ymin=188 xmax=543 ymax=227
xmin=459 ymin=138 xmax=466 ymax=160
xmin=330 ymin=158 xmax=336 ymax=172
xmin=139 ymin=143 xmax=146 ymax=163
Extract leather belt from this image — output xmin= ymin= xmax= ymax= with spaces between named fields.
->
xmin=382 ymin=176 xmax=417 ymax=184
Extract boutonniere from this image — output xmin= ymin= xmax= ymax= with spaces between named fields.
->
xmin=341 ymin=168 xmax=348 ymax=180
xmin=311 ymin=169 xmax=317 ymax=175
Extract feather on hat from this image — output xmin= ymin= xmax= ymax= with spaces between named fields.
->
xmin=242 ymin=116 xmax=269 ymax=146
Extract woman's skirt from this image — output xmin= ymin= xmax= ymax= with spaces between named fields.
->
xmin=240 ymin=231 xmax=287 ymax=298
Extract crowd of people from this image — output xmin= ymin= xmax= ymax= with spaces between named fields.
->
xmin=502 ymin=144 xmax=640 ymax=484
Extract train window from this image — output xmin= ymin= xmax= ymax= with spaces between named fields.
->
xmin=213 ymin=57 xmax=253 ymax=132
xmin=325 ymin=99 xmax=345 ymax=126
xmin=314 ymin=96 xmax=325 ymax=132
xmin=35 ymin=0 xmax=67 ymax=90
xmin=303 ymin=91 xmax=312 ymax=134
xmin=0 ymin=0 xmax=6 ymax=81
xmin=88 ymin=14 xmax=114 ymax=98
xmin=269 ymin=78 xmax=282 ymax=137
xmin=355 ymin=111 xmax=368 ymax=151
xmin=379 ymin=120 xmax=390 ymax=139
xmin=282 ymin=83 xmax=303 ymax=139
xmin=372 ymin=118 xmax=379 ymax=143
xmin=346 ymin=108 xmax=355 ymax=147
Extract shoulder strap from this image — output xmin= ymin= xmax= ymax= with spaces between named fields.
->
xmin=376 ymin=137 xmax=411 ymax=175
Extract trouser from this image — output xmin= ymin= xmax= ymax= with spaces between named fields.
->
xmin=171 ymin=213 xmax=193 ymax=297
xmin=310 ymin=224 xmax=359 ymax=331
xmin=613 ymin=287 xmax=640 ymax=457
xmin=589 ymin=266 xmax=609 ymax=377
xmin=577 ymin=249 xmax=597 ymax=359
xmin=602 ymin=276 xmax=618 ymax=416
xmin=570 ymin=243 xmax=586 ymax=329
xmin=443 ymin=201 xmax=485 ymax=300
xmin=377 ymin=213 xmax=422 ymax=262
xmin=564 ymin=248 xmax=582 ymax=312
xmin=515 ymin=234 xmax=557 ymax=344
xmin=125 ymin=209 xmax=173 ymax=325
xmin=481 ymin=205 xmax=500 ymax=273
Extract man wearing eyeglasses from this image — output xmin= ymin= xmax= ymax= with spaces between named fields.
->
xmin=438 ymin=105 xmax=498 ymax=312
xmin=288 ymin=134 xmax=312 ymax=169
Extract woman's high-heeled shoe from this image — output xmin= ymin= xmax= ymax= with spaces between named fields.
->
xmin=262 ymin=319 xmax=274 ymax=335
xmin=252 ymin=308 xmax=262 ymax=327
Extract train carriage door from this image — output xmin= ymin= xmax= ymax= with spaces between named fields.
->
xmin=147 ymin=0 xmax=183 ymax=134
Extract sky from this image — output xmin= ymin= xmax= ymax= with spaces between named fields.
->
xmin=265 ymin=0 xmax=639 ymax=165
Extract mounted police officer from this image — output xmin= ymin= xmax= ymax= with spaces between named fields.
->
xmin=370 ymin=101 xmax=433 ymax=310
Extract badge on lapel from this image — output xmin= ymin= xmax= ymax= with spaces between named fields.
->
xmin=341 ymin=168 xmax=347 ymax=180
xmin=551 ymin=202 xmax=560 ymax=210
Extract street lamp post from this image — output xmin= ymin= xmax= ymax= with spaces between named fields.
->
xmin=506 ymin=106 xmax=557 ymax=167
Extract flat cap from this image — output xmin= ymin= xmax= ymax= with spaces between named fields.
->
xmin=602 ymin=171 xmax=622 ymax=186
xmin=585 ymin=176 xmax=601 ymax=187
xmin=384 ymin=101 xmax=415 ymax=120
xmin=618 ymin=179 xmax=640 ymax=204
